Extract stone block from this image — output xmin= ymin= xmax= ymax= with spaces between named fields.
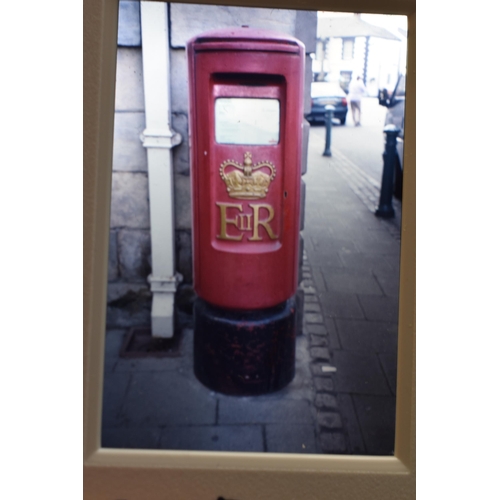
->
xmin=170 ymin=49 xmax=189 ymax=115
xmin=317 ymin=412 xmax=343 ymax=430
xmin=112 ymin=112 xmax=147 ymax=171
xmin=175 ymin=230 xmax=193 ymax=285
xmin=310 ymin=363 xmax=333 ymax=378
xmin=110 ymin=172 xmax=150 ymax=229
xmin=160 ymin=425 xmax=264 ymax=452
xmin=310 ymin=266 xmax=327 ymax=292
xmin=304 ymin=294 xmax=319 ymax=303
xmin=106 ymin=283 xmax=152 ymax=328
xmin=170 ymin=4 xmax=297 ymax=48
xmin=324 ymin=316 xmax=341 ymax=349
xmin=306 ymin=324 xmax=327 ymax=335
xmin=305 ymin=312 xmax=324 ymax=324
xmin=171 ymin=112 xmax=190 ymax=175
xmin=107 ymin=230 xmax=119 ymax=281
xmin=313 ymin=377 xmax=334 ymax=392
xmin=314 ymin=393 xmax=338 ymax=410
xmin=304 ymin=302 xmax=320 ymax=313
xmin=117 ymin=0 xmax=141 ymax=47
xmin=266 ymin=424 xmax=319 ymax=454
xmin=310 ymin=347 xmax=330 ymax=361
xmin=114 ymin=48 xmax=145 ymax=112
xmin=310 ymin=335 xmax=327 ymax=347
xmin=174 ymin=173 xmax=192 ymax=230
xmin=117 ymin=229 xmax=152 ymax=280
xmin=319 ymin=432 xmax=347 ymax=453
xmin=107 ymin=282 xmax=150 ymax=303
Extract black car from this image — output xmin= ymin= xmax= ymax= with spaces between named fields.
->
xmin=306 ymin=82 xmax=348 ymax=125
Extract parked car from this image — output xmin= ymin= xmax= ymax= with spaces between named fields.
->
xmin=378 ymin=74 xmax=406 ymax=200
xmin=306 ymin=82 xmax=348 ymax=125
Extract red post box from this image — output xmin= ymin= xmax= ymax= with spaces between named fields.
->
xmin=187 ymin=28 xmax=305 ymax=395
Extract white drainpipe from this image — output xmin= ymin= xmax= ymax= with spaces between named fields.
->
xmin=140 ymin=1 xmax=182 ymax=338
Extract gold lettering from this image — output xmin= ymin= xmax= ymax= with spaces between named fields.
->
xmin=216 ymin=203 xmax=244 ymax=241
xmin=249 ymin=203 xmax=278 ymax=241
xmin=238 ymin=213 xmax=252 ymax=231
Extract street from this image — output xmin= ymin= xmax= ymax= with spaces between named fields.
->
xmin=310 ymin=97 xmax=388 ymax=183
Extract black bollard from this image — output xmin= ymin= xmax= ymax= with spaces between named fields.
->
xmin=322 ymin=105 xmax=334 ymax=157
xmin=375 ymin=124 xmax=400 ymax=218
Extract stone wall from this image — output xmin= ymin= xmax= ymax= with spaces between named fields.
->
xmin=107 ymin=0 xmax=317 ymax=328
xmin=107 ymin=1 xmax=151 ymax=327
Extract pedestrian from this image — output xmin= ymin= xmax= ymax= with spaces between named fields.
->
xmin=348 ymin=76 xmax=366 ymax=126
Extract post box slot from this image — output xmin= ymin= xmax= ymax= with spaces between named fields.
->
xmin=212 ymin=74 xmax=285 ymax=146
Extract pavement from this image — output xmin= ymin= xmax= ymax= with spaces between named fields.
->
xmin=102 ymin=99 xmax=402 ymax=455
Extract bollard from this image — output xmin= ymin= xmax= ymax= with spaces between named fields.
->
xmin=375 ymin=124 xmax=400 ymax=218
xmin=322 ymin=105 xmax=334 ymax=157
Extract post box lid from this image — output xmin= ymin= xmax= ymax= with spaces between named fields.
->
xmin=188 ymin=27 xmax=303 ymax=54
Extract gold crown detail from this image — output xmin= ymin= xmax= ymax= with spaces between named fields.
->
xmin=220 ymin=152 xmax=276 ymax=200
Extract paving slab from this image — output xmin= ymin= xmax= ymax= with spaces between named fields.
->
xmin=101 ymin=372 xmax=131 ymax=428
xmin=160 ymin=425 xmax=264 ymax=452
xmin=265 ymin=424 xmax=319 ymax=454
xmin=321 ymin=267 xmax=385 ymax=295
xmin=336 ymin=393 xmax=366 ymax=454
xmin=332 ymin=350 xmax=391 ymax=396
xmin=352 ymin=394 xmax=396 ymax=455
xmin=338 ymin=252 xmax=396 ymax=274
xmin=357 ymin=294 xmax=400 ymax=323
xmin=373 ymin=271 xmax=401 ymax=297
xmin=120 ymin=370 xmax=218 ymax=427
xmin=378 ymin=351 xmax=398 ymax=396
xmin=318 ymin=291 xmax=365 ymax=320
xmin=104 ymin=329 xmax=127 ymax=372
xmin=101 ymin=426 xmax=161 ymax=449
xmin=218 ymin=399 xmax=314 ymax=425
xmin=335 ymin=319 xmax=398 ymax=353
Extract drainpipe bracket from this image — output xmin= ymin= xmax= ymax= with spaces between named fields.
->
xmin=141 ymin=128 xmax=182 ymax=149
xmin=148 ymin=273 xmax=183 ymax=293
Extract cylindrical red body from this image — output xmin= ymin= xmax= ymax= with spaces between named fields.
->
xmin=187 ymin=28 xmax=304 ymax=310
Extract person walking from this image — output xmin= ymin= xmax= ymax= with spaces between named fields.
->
xmin=348 ymin=76 xmax=366 ymax=126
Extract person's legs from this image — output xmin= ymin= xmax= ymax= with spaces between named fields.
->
xmin=350 ymin=100 xmax=361 ymax=125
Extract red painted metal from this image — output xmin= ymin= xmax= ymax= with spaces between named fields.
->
xmin=187 ymin=28 xmax=305 ymax=310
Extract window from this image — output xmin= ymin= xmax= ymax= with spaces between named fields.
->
xmin=342 ymin=37 xmax=354 ymax=60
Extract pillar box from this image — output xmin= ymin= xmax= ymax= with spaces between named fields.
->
xmin=187 ymin=28 xmax=305 ymax=395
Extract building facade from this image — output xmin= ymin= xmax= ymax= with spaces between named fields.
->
xmin=107 ymin=1 xmax=317 ymax=335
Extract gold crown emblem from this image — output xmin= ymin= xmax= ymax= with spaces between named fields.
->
xmin=220 ymin=152 xmax=276 ymax=200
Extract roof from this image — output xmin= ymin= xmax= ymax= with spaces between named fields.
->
xmin=317 ymin=14 xmax=401 ymax=40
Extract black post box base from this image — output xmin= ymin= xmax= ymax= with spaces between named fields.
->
xmin=193 ymin=297 xmax=297 ymax=396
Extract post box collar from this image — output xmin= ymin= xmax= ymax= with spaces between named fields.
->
xmin=188 ymin=27 xmax=304 ymax=53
